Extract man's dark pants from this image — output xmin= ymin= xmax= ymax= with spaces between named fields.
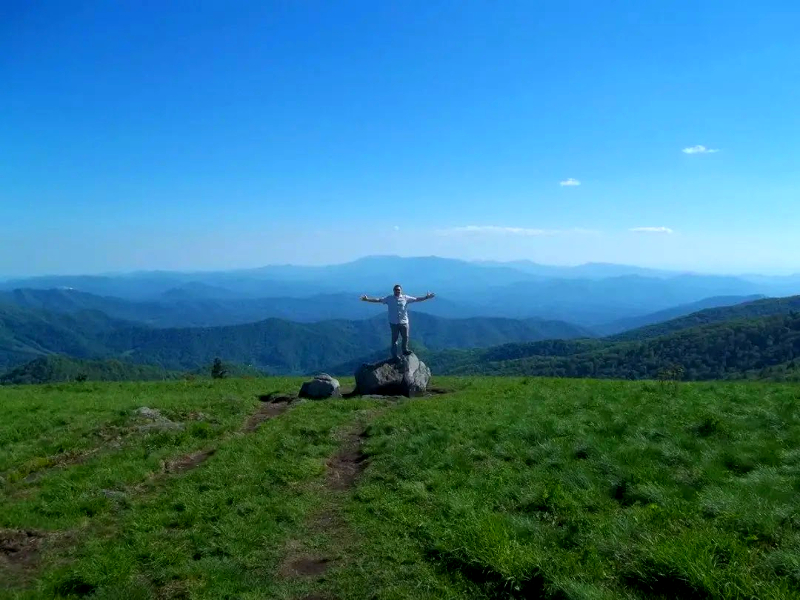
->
xmin=390 ymin=323 xmax=410 ymax=358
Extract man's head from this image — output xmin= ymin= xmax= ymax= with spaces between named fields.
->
xmin=393 ymin=284 xmax=402 ymax=296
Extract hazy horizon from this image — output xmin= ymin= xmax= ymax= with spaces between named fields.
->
xmin=3 ymin=2 xmax=799 ymax=277
xmin=2 ymin=253 xmax=799 ymax=281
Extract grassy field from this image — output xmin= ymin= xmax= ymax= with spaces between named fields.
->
xmin=1 ymin=377 xmax=799 ymax=599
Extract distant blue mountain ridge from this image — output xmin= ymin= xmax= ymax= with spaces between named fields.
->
xmin=3 ymin=256 xmax=798 ymax=327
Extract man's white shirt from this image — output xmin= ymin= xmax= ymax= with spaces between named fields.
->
xmin=381 ymin=294 xmax=419 ymax=325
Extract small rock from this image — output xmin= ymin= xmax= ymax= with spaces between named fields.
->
xmin=299 ymin=374 xmax=342 ymax=399
xmin=134 ymin=406 xmax=184 ymax=431
xmin=102 ymin=489 xmax=127 ymax=501
xmin=134 ymin=407 xmax=163 ymax=420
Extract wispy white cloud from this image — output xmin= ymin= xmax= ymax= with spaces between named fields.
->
xmin=393 ymin=226 xmax=400 ymax=231
xmin=630 ymin=226 xmax=674 ymax=234
xmin=682 ymin=145 xmax=719 ymax=154
xmin=436 ymin=226 xmax=600 ymax=237
xmin=560 ymin=178 xmax=581 ymax=186
xmin=437 ymin=225 xmax=557 ymax=236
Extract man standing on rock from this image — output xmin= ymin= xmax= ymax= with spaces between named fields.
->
xmin=361 ymin=284 xmax=435 ymax=359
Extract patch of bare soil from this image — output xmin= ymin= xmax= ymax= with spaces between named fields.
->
xmin=20 ymin=448 xmax=100 ymax=483
xmin=258 ymin=393 xmax=295 ymax=403
xmin=164 ymin=449 xmax=216 ymax=474
xmin=281 ymin=556 xmax=332 ymax=578
xmin=278 ymin=538 xmax=335 ymax=582
xmin=326 ymin=430 xmax=368 ymax=491
xmin=0 ymin=529 xmax=49 ymax=586
xmin=242 ymin=401 xmax=291 ymax=432
xmin=426 ymin=386 xmax=452 ymax=395
xmin=243 ymin=396 xmax=294 ymax=432
xmin=0 ymin=529 xmax=43 ymax=566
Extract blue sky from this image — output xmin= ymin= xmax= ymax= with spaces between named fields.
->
xmin=2 ymin=0 xmax=799 ymax=276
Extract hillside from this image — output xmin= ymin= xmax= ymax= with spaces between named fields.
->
xmin=610 ymin=295 xmax=800 ymax=341
xmin=2 ymin=288 xmax=473 ymax=327
xmin=429 ymin=312 xmax=800 ymax=380
xmin=104 ymin=312 xmax=592 ymax=374
xmin=0 ymin=302 xmax=591 ymax=375
xmin=0 ymin=356 xmax=269 ymax=386
xmin=340 ymin=297 xmax=800 ymax=377
xmin=0 ymin=356 xmax=177 ymax=385
xmin=597 ymin=294 xmax=764 ymax=335
xmin=749 ymin=359 xmax=800 ymax=381
xmin=6 ymin=292 xmax=800 ymax=382
xmin=0 ymin=304 xmax=131 ymax=371
xmin=0 ymin=287 xmax=573 ymax=327
xmin=6 ymin=257 xmax=800 ymax=326
xmin=468 ymin=274 xmax=774 ymax=326
xmin=330 ymin=338 xmax=602 ymax=375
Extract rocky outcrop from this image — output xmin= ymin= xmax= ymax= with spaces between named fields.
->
xmin=299 ymin=373 xmax=342 ymax=399
xmin=354 ymin=353 xmax=430 ymax=397
xmin=134 ymin=406 xmax=184 ymax=431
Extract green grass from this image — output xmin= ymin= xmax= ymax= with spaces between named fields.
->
xmin=2 ymin=377 xmax=799 ymax=598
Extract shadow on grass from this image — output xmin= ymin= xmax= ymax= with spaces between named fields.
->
xmin=52 ymin=574 xmax=97 ymax=597
xmin=623 ymin=560 xmax=711 ymax=599
xmin=425 ymin=548 xmax=562 ymax=599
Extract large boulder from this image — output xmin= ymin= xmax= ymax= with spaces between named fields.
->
xmin=354 ymin=353 xmax=431 ymax=397
xmin=299 ymin=373 xmax=342 ymax=399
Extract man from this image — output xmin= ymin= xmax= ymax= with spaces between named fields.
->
xmin=361 ymin=284 xmax=435 ymax=359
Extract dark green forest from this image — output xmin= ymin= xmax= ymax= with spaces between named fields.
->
xmin=426 ymin=312 xmax=800 ymax=380
xmin=3 ymin=295 xmax=800 ymax=383
xmin=0 ymin=303 xmax=589 ymax=375
xmin=0 ymin=356 xmax=178 ymax=385
xmin=610 ymin=295 xmax=800 ymax=341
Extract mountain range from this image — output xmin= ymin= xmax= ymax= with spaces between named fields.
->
xmin=424 ymin=312 xmax=800 ymax=381
xmin=2 ymin=291 xmax=800 ymax=383
xmin=4 ymin=256 xmax=798 ymax=327
xmin=412 ymin=296 xmax=800 ymax=380
xmin=3 ymin=257 xmax=800 ymax=384
xmin=0 ymin=303 xmax=590 ymax=375
xmin=6 ymin=256 xmax=800 ymax=327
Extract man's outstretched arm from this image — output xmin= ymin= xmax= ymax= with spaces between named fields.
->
xmin=360 ymin=295 xmax=384 ymax=303
xmin=408 ymin=292 xmax=435 ymax=303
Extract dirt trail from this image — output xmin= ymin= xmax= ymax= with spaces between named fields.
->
xmin=164 ymin=449 xmax=217 ymax=473
xmin=278 ymin=410 xmax=387 ymax=599
xmin=326 ymin=429 xmax=368 ymax=491
xmin=276 ymin=389 xmax=452 ymax=598
xmin=3 ymin=392 xmax=301 ymax=594
xmin=0 ymin=528 xmax=65 ymax=588
xmin=151 ymin=395 xmax=295 ymax=478
xmin=1 ymin=529 xmax=43 ymax=566
xmin=161 ymin=394 xmax=296 ymax=475
xmin=243 ymin=395 xmax=293 ymax=433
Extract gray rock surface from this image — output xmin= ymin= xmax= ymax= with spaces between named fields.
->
xmin=134 ymin=407 xmax=164 ymax=420
xmin=299 ymin=373 xmax=342 ymax=399
xmin=102 ymin=489 xmax=127 ymax=501
xmin=354 ymin=353 xmax=431 ymax=397
xmin=134 ymin=406 xmax=184 ymax=431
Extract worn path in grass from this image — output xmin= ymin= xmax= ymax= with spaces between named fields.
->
xmin=275 ymin=388 xmax=454 ymax=599
xmin=276 ymin=409 xmax=384 ymax=600
xmin=0 ymin=382 xmax=302 ymax=593
xmin=0 ymin=378 xmax=377 ymax=598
